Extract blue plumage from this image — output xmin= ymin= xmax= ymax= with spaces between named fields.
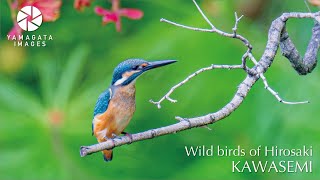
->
xmin=111 ymin=59 xmax=147 ymax=85
xmin=92 ymin=88 xmax=111 ymax=135
xmin=93 ymin=88 xmax=111 ymax=117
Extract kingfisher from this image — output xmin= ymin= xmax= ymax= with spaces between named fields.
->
xmin=92 ymin=58 xmax=177 ymax=162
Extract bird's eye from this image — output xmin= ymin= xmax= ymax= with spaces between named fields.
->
xmin=132 ymin=64 xmax=146 ymax=70
xmin=132 ymin=65 xmax=139 ymax=70
xmin=138 ymin=63 xmax=148 ymax=70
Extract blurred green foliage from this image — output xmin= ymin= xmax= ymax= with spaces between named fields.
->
xmin=0 ymin=0 xmax=319 ymax=180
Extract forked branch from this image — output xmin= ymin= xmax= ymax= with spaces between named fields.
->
xmin=80 ymin=0 xmax=319 ymax=158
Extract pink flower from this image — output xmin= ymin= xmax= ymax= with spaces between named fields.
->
xmin=74 ymin=0 xmax=91 ymax=11
xmin=95 ymin=3 xmax=143 ymax=32
xmin=20 ymin=0 xmax=62 ymax=22
xmin=7 ymin=0 xmax=62 ymax=38
xmin=8 ymin=22 xmax=22 ymax=40
xmin=10 ymin=0 xmax=18 ymax=9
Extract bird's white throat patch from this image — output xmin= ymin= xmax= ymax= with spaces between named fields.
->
xmin=114 ymin=76 xmax=128 ymax=86
xmin=114 ymin=70 xmax=140 ymax=86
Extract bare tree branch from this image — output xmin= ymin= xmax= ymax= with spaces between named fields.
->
xmin=149 ymin=64 xmax=244 ymax=108
xmin=280 ymin=22 xmax=320 ymax=75
xmin=80 ymin=1 xmax=320 ymax=158
xmin=192 ymin=0 xmax=215 ymax=29
xmin=248 ymin=52 xmax=310 ymax=104
xmin=259 ymin=73 xmax=309 ymax=104
xmin=232 ymin=12 xmax=244 ymax=36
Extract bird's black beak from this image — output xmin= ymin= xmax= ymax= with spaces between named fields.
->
xmin=144 ymin=60 xmax=177 ymax=71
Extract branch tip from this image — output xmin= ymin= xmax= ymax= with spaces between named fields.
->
xmin=166 ymin=96 xmax=177 ymax=103
xmin=80 ymin=146 xmax=89 ymax=157
xmin=260 ymin=74 xmax=309 ymax=105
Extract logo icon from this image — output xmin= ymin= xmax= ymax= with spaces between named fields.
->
xmin=17 ymin=6 xmax=42 ymax=31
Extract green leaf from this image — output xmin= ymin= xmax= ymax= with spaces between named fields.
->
xmin=0 ymin=75 xmax=44 ymax=120
xmin=37 ymin=59 xmax=57 ymax=107
xmin=54 ymin=45 xmax=89 ymax=109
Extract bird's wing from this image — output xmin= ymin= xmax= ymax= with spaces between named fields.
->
xmin=92 ymin=87 xmax=112 ymax=135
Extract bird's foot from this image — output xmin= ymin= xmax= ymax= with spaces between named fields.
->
xmin=103 ymin=136 xmax=116 ymax=148
xmin=111 ymin=133 xmax=122 ymax=139
xmin=103 ymin=136 xmax=110 ymax=141
xmin=121 ymin=132 xmax=133 ymax=144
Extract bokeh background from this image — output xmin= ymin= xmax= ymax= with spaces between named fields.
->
xmin=0 ymin=0 xmax=319 ymax=179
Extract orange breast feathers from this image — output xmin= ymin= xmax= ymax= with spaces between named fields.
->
xmin=93 ymin=84 xmax=136 ymax=142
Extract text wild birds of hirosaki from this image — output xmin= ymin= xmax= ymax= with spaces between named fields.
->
xmin=185 ymin=145 xmax=313 ymax=173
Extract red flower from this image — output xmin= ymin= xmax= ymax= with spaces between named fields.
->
xmin=94 ymin=0 xmax=143 ymax=32
xmin=7 ymin=0 xmax=62 ymax=38
xmin=10 ymin=0 xmax=18 ymax=9
xmin=8 ymin=22 xmax=22 ymax=40
xmin=74 ymin=0 xmax=91 ymax=11
xmin=20 ymin=0 xmax=62 ymax=22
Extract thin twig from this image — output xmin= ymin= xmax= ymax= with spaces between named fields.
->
xmin=259 ymin=73 xmax=309 ymax=104
xmin=250 ymin=53 xmax=309 ymax=104
xmin=161 ymin=1 xmax=252 ymax=49
xmin=232 ymin=12 xmax=244 ymax=36
xmin=248 ymin=52 xmax=258 ymax=64
xmin=192 ymin=0 xmax=215 ymax=29
xmin=305 ymin=0 xmax=312 ymax=13
xmin=160 ymin=18 xmax=212 ymax=32
xmin=150 ymin=64 xmax=243 ymax=108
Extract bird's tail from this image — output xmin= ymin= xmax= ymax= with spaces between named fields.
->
xmin=102 ymin=149 xmax=113 ymax=162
